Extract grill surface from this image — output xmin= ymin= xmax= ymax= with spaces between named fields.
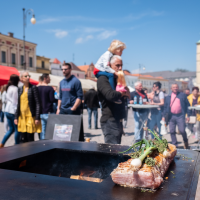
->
xmin=0 ymin=140 xmax=199 ymax=200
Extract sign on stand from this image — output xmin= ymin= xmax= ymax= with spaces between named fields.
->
xmin=45 ymin=114 xmax=84 ymax=142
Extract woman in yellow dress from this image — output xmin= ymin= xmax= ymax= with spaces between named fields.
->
xmin=14 ymin=71 xmax=41 ymax=142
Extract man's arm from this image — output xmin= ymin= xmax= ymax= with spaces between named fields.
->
xmin=185 ymin=94 xmax=191 ymax=117
xmin=56 ymin=100 xmax=61 ymax=115
xmin=162 ymin=96 xmax=168 ymax=120
xmin=71 ymin=99 xmax=82 ymax=111
xmin=97 ymin=76 xmax=122 ymax=102
xmin=56 ymin=82 xmax=62 ymax=114
xmin=71 ymin=80 xmax=83 ymax=111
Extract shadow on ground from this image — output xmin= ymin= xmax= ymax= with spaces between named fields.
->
xmin=84 ymin=133 xmax=102 ymax=138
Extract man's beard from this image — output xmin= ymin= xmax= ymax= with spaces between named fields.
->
xmin=64 ymin=71 xmax=71 ymax=77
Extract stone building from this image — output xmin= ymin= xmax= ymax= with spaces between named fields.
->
xmin=51 ymin=60 xmax=85 ymax=79
xmin=77 ymin=63 xmax=96 ymax=81
xmin=36 ymin=56 xmax=51 ymax=74
xmin=196 ymin=40 xmax=200 ymax=86
xmin=0 ymin=32 xmax=37 ymax=71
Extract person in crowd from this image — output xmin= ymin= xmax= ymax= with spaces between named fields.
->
xmin=14 ymin=71 xmax=41 ymax=143
xmin=97 ymin=55 xmax=129 ymax=144
xmin=185 ymin=88 xmax=190 ymax=97
xmin=149 ymin=82 xmax=164 ymax=138
xmin=84 ymin=86 xmax=99 ymax=129
xmin=94 ymin=40 xmax=126 ymax=104
xmin=56 ymin=62 xmax=83 ymax=115
xmin=162 ymin=84 xmax=191 ymax=149
xmin=129 ymin=82 xmax=148 ymax=143
xmin=162 ymin=89 xmax=168 ymax=97
xmin=187 ymin=87 xmax=200 ymax=141
xmin=52 ymin=86 xmax=59 ymax=114
xmin=123 ymin=98 xmax=129 ymax=129
xmin=0 ymin=75 xmax=20 ymax=147
xmin=143 ymin=88 xmax=148 ymax=94
xmin=1 ymin=85 xmax=8 ymax=133
xmin=0 ymin=87 xmax=2 ymax=123
xmin=37 ymin=76 xmax=43 ymax=86
xmin=38 ymin=73 xmax=55 ymax=140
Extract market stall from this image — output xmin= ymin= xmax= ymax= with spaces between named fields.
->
xmin=28 ymin=72 xmax=97 ymax=91
xmin=0 ymin=65 xmax=38 ymax=86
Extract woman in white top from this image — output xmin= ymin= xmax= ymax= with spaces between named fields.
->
xmin=0 ymin=75 xmax=20 ymax=147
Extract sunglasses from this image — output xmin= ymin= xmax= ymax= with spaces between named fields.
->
xmin=24 ymin=75 xmax=31 ymax=78
xmin=62 ymin=68 xmax=70 ymax=71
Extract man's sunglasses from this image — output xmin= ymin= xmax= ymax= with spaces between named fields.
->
xmin=24 ymin=75 xmax=31 ymax=78
xmin=62 ymin=68 xmax=70 ymax=71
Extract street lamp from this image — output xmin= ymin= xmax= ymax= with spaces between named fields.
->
xmin=138 ymin=64 xmax=145 ymax=80
xmin=23 ymin=8 xmax=36 ymax=70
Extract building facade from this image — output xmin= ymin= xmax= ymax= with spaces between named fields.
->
xmin=196 ymin=40 xmax=200 ymax=86
xmin=51 ymin=61 xmax=85 ymax=79
xmin=131 ymin=74 xmax=169 ymax=94
xmin=36 ymin=56 xmax=51 ymax=74
xmin=0 ymin=32 xmax=37 ymax=71
xmin=78 ymin=63 xmax=96 ymax=81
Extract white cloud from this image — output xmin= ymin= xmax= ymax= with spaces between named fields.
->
xmin=97 ymin=30 xmax=117 ymax=40
xmin=83 ymin=27 xmax=105 ymax=33
xmin=75 ymin=35 xmax=94 ymax=44
xmin=37 ymin=17 xmax=60 ymax=24
xmin=55 ymin=30 xmax=68 ymax=38
xmin=122 ymin=11 xmax=164 ymax=22
xmin=75 ymin=37 xmax=83 ymax=44
xmin=46 ymin=29 xmax=68 ymax=38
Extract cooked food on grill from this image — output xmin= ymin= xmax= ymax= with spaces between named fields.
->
xmin=111 ymin=131 xmax=177 ymax=189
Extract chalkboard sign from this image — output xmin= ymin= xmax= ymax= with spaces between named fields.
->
xmin=45 ymin=114 xmax=84 ymax=141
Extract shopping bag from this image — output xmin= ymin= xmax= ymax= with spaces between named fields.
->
xmin=185 ymin=126 xmax=192 ymax=137
xmin=160 ymin=120 xmax=168 ymax=135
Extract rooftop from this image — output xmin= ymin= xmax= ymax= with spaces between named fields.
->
xmin=142 ymin=70 xmax=196 ymax=79
xmin=78 ymin=65 xmax=90 ymax=74
xmin=50 ymin=58 xmax=61 ymax=64
xmin=0 ymin=32 xmax=37 ymax=45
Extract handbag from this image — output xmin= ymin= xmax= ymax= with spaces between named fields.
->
xmin=189 ymin=116 xmax=197 ymax=124
xmin=165 ymin=95 xmax=177 ymax=125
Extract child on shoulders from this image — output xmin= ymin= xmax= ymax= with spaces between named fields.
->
xmin=94 ymin=40 xmax=126 ymax=104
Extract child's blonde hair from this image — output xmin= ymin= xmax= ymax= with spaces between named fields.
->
xmin=108 ymin=40 xmax=126 ymax=53
xmin=117 ymin=71 xmax=126 ymax=87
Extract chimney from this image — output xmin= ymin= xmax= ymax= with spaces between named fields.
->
xmin=8 ymin=32 xmax=14 ymax=37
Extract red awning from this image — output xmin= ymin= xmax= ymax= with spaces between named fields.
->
xmin=0 ymin=65 xmax=39 ymax=86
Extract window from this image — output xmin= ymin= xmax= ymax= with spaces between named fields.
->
xmin=29 ymin=57 xmax=32 ymax=67
xmin=21 ymin=55 xmax=24 ymax=66
xmin=77 ymin=74 xmax=79 ymax=77
xmin=12 ymin=53 xmax=15 ymax=64
xmin=42 ymin=61 xmax=45 ymax=68
xmin=2 ymin=51 xmax=6 ymax=63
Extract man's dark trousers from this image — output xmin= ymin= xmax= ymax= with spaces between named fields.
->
xmin=169 ymin=113 xmax=188 ymax=146
xmin=101 ymin=119 xmax=123 ymax=144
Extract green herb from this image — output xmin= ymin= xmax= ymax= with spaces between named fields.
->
xmin=145 ymin=157 xmax=155 ymax=167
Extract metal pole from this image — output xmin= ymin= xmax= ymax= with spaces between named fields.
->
xmin=23 ymin=8 xmax=26 ymax=70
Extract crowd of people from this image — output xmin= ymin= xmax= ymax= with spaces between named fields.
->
xmin=0 ymin=39 xmax=198 ymax=150
xmin=0 ymin=62 xmax=83 ymax=147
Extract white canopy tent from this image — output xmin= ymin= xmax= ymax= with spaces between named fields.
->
xmin=28 ymin=72 xmax=97 ymax=91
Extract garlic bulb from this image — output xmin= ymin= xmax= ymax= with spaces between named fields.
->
xmin=131 ymin=158 xmax=142 ymax=168
xmin=163 ymin=150 xmax=171 ymax=158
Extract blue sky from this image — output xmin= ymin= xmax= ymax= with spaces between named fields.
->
xmin=1 ymin=0 xmax=200 ymax=73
